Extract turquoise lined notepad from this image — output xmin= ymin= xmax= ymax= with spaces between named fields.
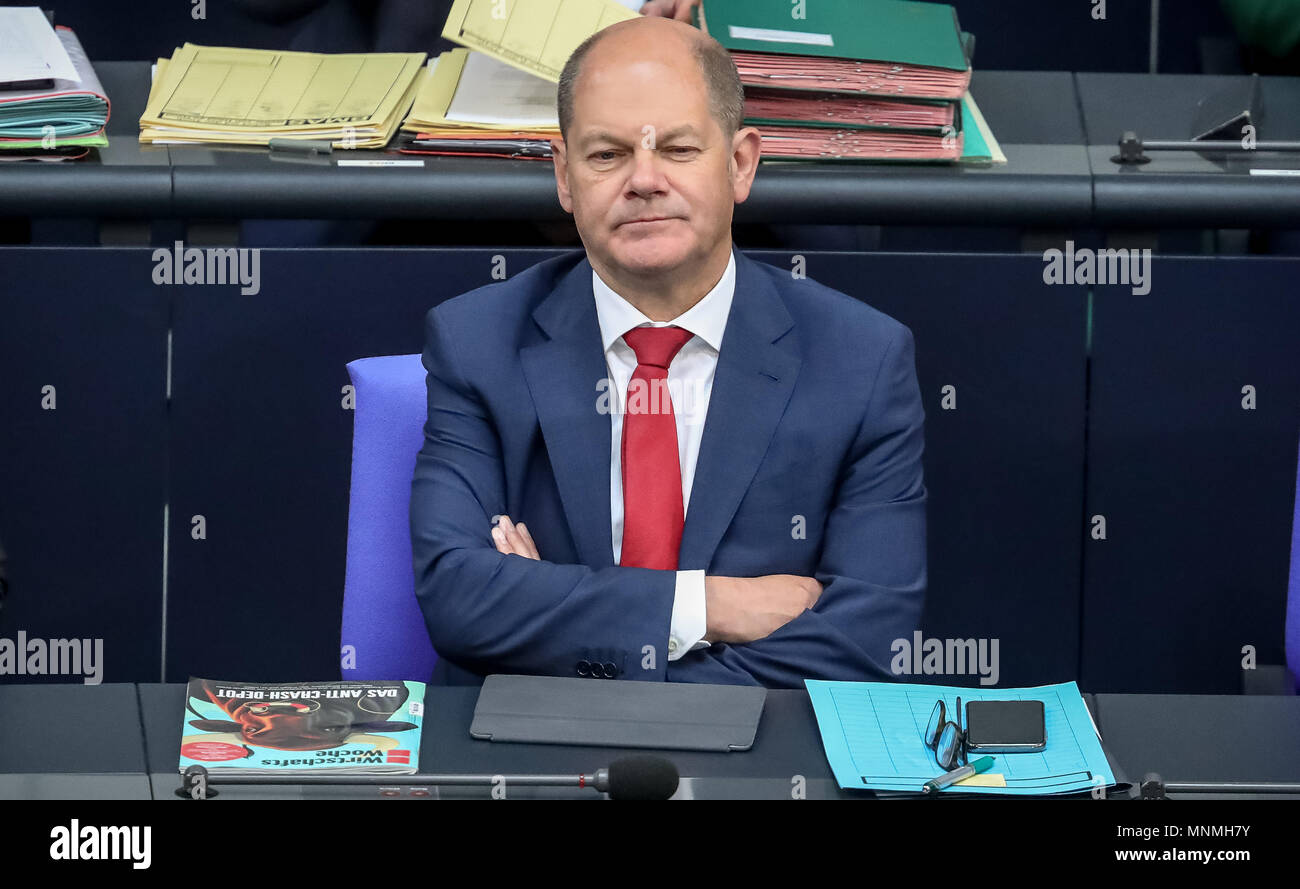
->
xmin=805 ymin=679 xmax=1116 ymax=795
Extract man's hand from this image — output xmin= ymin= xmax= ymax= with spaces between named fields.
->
xmin=491 ymin=515 xmax=539 ymax=560
xmin=639 ymin=0 xmax=700 ymax=22
xmin=704 ymin=574 xmax=824 ymax=645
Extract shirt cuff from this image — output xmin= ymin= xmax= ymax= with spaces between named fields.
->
xmin=668 ymin=569 xmax=709 ymax=661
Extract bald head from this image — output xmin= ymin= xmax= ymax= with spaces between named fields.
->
xmin=557 ymin=16 xmax=744 ymax=143
xmin=549 ymin=14 xmax=762 ymax=305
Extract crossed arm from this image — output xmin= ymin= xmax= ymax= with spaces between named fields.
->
xmin=412 ymin=308 xmax=926 ymax=687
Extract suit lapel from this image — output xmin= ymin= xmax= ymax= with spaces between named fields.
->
xmin=520 ymin=250 xmax=801 ymax=574
xmin=519 ymin=256 xmax=616 ymax=569
xmin=679 ymin=251 xmax=801 ymax=570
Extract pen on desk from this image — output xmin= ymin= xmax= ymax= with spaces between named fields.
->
xmin=922 ymin=755 xmax=995 ymax=794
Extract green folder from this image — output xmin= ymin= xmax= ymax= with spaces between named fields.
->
xmin=697 ymin=0 xmax=968 ymax=72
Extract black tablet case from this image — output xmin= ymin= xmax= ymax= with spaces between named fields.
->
xmin=470 ymin=674 xmax=767 ymax=752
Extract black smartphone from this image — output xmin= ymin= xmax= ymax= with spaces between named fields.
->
xmin=964 ymin=700 xmax=1046 ymax=753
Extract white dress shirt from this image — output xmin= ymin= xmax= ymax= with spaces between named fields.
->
xmin=591 ymin=249 xmax=736 ymax=662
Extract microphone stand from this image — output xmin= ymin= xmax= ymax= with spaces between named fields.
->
xmin=1112 ymin=130 xmax=1300 ymax=165
xmin=1138 ymin=773 xmax=1300 ymax=798
xmin=178 ymin=765 xmax=610 ymax=799
xmin=176 ymin=759 xmax=679 ymax=800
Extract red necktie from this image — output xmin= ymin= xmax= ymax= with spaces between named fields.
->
xmin=619 ymin=325 xmax=695 ymax=570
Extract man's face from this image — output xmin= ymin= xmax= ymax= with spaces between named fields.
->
xmin=554 ymin=49 xmax=749 ymax=279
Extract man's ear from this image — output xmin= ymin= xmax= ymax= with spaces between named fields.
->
xmin=730 ymin=126 xmax=763 ymax=204
xmin=552 ymin=138 xmax=573 ymax=213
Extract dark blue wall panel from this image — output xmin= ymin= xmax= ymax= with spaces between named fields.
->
xmin=952 ymin=0 xmax=1151 ymax=72
xmin=1084 ymin=258 xmax=1300 ymax=693
xmin=0 ymin=249 xmax=167 ymax=683
xmin=164 ymin=249 xmax=565 ymax=682
xmin=752 ymin=252 xmax=1089 ymax=688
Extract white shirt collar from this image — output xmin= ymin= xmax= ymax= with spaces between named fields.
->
xmin=592 ymin=249 xmax=736 ymax=355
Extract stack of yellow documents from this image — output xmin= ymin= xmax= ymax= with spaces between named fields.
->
xmin=139 ymin=44 xmax=425 ymax=148
xmin=400 ymin=49 xmax=559 ymax=159
xmin=440 ymin=0 xmax=637 ymax=82
xmin=398 ymin=0 xmax=652 ymax=159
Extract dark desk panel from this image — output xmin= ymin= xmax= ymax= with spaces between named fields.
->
xmin=99 ymin=61 xmax=155 ymax=139
xmin=0 ymin=683 xmax=1291 ymax=800
xmin=1080 ymin=73 xmax=1300 ymax=227
xmin=741 ymin=144 xmax=1092 ymax=228
xmin=166 ymin=144 xmax=1094 ymax=227
xmin=970 ymin=70 xmax=1085 ymax=146
xmin=168 ymin=152 xmax=562 ymax=221
xmin=140 ymin=683 xmax=1298 ymax=800
xmin=143 ymin=683 xmax=1123 ymax=800
xmin=0 ymin=154 xmax=171 ymax=220
xmin=0 ymin=684 xmax=151 ymax=799
xmin=1095 ymin=693 xmax=1300 ymax=795
xmin=1079 ymin=74 xmax=1300 ymax=149
xmin=0 ymin=684 xmax=145 ymax=772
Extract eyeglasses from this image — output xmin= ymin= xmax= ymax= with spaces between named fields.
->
xmin=924 ymin=697 xmax=967 ymax=771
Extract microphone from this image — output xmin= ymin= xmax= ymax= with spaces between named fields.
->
xmin=179 ymin=754 xmax=680 ymax=800
xmin=605 ymin=754 xmax=680 ymax=800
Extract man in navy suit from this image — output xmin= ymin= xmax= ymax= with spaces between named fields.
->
xmin=410 ymin=16 xmax=926 ymax=688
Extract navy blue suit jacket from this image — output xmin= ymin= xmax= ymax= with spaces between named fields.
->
xmin=411 ymin=249 xmax=926 ymax=688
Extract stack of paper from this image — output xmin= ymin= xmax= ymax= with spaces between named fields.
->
xmin=726 ymin=46 xmax=970 ymax=100
xmin=139 ymin=44 xmax=425 ymax=148
xmin=398 ymin=0 xmax=641 ymax=159
xmin=697 ymin=0 xmax=1000 ymax=163
xmin=805 ymin=680 xmax=1118 ymax=796
xmin=759 ymin=93 xmax=1002 ymax=164
xmin=403 ymin=0 xmax=1004 ymax=164
xmin=400 ymin=49 xmax=558 ymax=160
xmin=0 ymin=8 xmax=108 ymax=161
xmin=745 ymin=87 xmax=958 ymax=130
xmin=440 ymin=0 xmax=638 ymax=82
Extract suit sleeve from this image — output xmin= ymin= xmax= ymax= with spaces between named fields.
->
xmin=666 ymin=325 xmax=927 ymax=688
xmin=410 ymin=307 xmax=678 ymax=680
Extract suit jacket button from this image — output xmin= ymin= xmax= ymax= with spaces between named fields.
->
xmin=602 ymin=662 xmax=619 ymax=678
xmin=590 ymin=662 xmax=606 ymax=678
xmin=576 ymin=659 xmax=591 ymax=677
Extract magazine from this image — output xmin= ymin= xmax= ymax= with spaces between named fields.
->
xmin=179 ymin=677 xmax=425 ymax=776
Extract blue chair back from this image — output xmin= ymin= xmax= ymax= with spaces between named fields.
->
xmin=1288 ymin=432 xmax=1300 ymax=690
xmin=340 ymin=354 xmax=437 ymax=680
